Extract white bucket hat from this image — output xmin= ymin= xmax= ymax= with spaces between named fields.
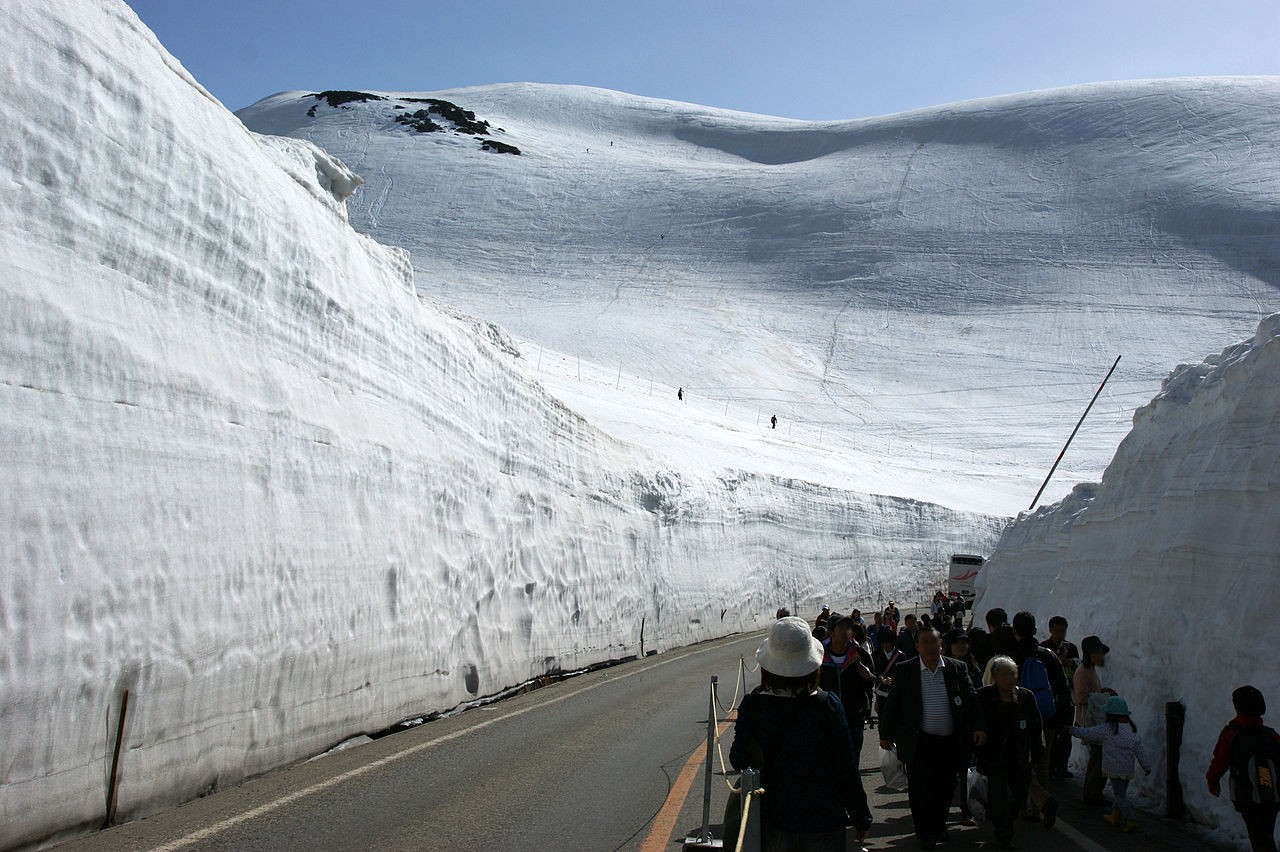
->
xmin=756 ymin=616 xmax=824 ymax=678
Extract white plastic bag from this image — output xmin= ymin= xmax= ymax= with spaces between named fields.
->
xmin=879 ymin=746 xmax=907 ymax=791
xmin=966 ymin=767 xmax=988 ymax=824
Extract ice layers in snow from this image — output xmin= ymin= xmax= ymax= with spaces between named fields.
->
xmin=0 ymin=1 xmax=999 ymax=846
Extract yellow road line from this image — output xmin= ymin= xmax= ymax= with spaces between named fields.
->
xmin=640 ymin=714 xmax=735 ymax=852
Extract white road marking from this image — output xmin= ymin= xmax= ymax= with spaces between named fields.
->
xmin=147 ymin=635 xmax=753 ymax=851
xmin=1055 ymin=816 xmax=1112 ymax=852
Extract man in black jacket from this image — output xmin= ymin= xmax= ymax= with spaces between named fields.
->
xmin=880 ymin=628 xmax=987 ymax=849
xmin=1010 ymin=611 xmax=1070 ymax=829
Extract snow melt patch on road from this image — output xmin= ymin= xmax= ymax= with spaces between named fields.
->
xmin=976 ymin=313 xmax=1280 ymax=846
xmin=0 ymin=2 xmax=999 ymax=847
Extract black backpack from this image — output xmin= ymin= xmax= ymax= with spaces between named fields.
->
xmin=1228 ymin=723 xmax=1280 ymax=807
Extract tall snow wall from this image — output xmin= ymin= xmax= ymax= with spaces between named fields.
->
xmin=0 ymin=2 xmax=1001 ymax=847
xmin=976 ymin=313 xmax=1280 ymax=844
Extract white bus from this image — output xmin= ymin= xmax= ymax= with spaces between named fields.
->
xmin=947 ymin=554 xmax=985 ymax=598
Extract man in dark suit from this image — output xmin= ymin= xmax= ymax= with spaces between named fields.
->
xmin=880 ymin=627 xmax=987 ymax=849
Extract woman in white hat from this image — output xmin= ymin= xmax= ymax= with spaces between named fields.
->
xmin=730 ymin=616 xmax=872 ymax=851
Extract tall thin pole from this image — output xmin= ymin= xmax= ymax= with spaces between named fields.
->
xmin=1029 ymin=355 xmax=1121 ymax=511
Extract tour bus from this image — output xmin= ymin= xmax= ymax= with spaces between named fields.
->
xmin=947 ymin=553 xmax=985 ymax=599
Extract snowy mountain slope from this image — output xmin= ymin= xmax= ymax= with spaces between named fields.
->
xmin=975 ymin=312 xmax=1280 ymax=845
xmin=238 ymin=78 xmax=1280 ymax=515
xmin=0 ymin=2 xmax=1001 ymax=847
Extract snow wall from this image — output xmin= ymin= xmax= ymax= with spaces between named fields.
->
xmin=0 ymin=2 xmax=1002 ymax=847
xmin=976 ymin=313 xmax=1280 ymax=845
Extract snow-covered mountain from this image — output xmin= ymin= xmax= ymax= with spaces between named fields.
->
xmin=238 ymin=78 xmax=1280 ymax=516
xmin=0 ymin=2 xmax=999 ymax=847
xmin=976 ymin=312 xmax=1280 ymax=846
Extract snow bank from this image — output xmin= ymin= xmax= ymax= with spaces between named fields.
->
xmin=0 ymin=2 xmax=999 ymax=847
xmin=237 ymin=78 xmax=1280 ymax=516
xmin=976 ymin=313 xmax=1280 ymax=844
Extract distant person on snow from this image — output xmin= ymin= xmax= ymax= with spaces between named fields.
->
xmin=771 ymin=414 xmax=778 ymax=429
xmin=731 ymin=617 xmax=873 ymax=850
xmin=1206 ymin=685 xmax=1280 ymax=852
xmin=677 ymin=387 xmax=683 ymax=401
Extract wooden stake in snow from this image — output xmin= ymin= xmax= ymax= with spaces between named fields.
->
xmin=103 ymin=689 xmax=130 ymax=829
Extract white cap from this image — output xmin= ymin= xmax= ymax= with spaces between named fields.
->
xmin=756 ymin=616 xmax=824 ymax=678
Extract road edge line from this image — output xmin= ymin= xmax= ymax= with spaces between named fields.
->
xmin=147 ymin=633 xmax=759 ymax=851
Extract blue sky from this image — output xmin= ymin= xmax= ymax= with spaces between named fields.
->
xmin=127 ymin=1 xmax=1280 ymax=119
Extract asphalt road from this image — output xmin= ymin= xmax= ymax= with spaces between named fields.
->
xmin=56 ymin=619 xmax=1243 ymax=852
xmin=57 ymin=631 xmax=764 ymax=852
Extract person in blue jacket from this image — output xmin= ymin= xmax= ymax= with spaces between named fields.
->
xmin=732 ymin=616 xmax=872 ymax=851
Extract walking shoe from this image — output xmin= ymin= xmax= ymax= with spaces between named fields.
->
xmin=1103 ymin=809 xmax=1122 ymax=826
xmin=1042 ymin=797 xmax=1058 ymax=829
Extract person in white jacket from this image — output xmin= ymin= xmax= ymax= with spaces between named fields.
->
xmin=1069 ymin=695 xmax=1152 ymax=832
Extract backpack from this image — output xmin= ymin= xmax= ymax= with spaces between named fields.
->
xmin=1228 ymin=723 xmax=1280 ymax=807
xmin=1019 ymin=655 xmax=1057 ymax=723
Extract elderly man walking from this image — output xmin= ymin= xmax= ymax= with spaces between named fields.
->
xmin=881 ymin=628 xmax=987 ymax=849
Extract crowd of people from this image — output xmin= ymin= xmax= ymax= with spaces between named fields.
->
xmin=730 ymin=597 xmax=1280 ymax=852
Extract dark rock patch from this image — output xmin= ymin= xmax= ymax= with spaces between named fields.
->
xmin=481 ymin=139 xmax=521 ymax=155
xmin=307 ymin=90 xmax=384 ymax=108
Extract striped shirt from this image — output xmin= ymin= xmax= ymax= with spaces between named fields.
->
xmin=919 ymin=657 xmax=955 ymax=736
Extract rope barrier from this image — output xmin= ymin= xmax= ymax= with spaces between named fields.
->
xmin=714 ymin=657 xmax=747 ymax=715
xmin=732 ymin=786 xmax=763 ymax=852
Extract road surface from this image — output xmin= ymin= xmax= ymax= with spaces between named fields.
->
xmin=59 ymin=622 xmax=1240 ymax=852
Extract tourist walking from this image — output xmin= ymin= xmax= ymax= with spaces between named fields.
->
xmin=819 ymin=616 xmax=876 ymax=755
xmin=880 ymin=628 xmax=987 ymax=850
xmin=1070 ymin=695 xmax=1151 ymax=832
xmin=1009 ymin=612 xmax=1068 ymax=828
xmin=1041 ymin=616 xmax=1080 ymax=777
xmin=975 ymin=656 xmax=1045 ymax=850
xmin=1207 ymin=685 xmax=1280 ymax=852
xmin=1074 ymin=635 xmax=1117 ymax=806
xmin=731 ymin=617 xmax=872 ymax=851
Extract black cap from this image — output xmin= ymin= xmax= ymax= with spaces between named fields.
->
xmin=943 ymin=628 xmax=970 ymax=646
xmin=830 ymin=615 xmax=854 ymax=631
xmin=1081 ymin=635 xmax=1110 ymax=656
xmin=1233 ymin=685 xmax=1267 ymax=717
xmin=877 ymin=628 xmax=896 ymax=644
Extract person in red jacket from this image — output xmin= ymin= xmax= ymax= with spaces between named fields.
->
xmin=1207 ymin=685 xmax=1280 ymax=852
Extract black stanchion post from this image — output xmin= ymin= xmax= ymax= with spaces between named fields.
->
xmin=1166 ymin=701 xmax=1186 ymax=820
